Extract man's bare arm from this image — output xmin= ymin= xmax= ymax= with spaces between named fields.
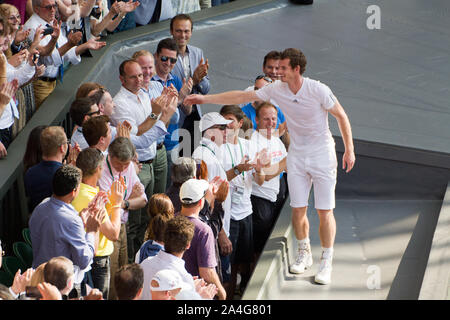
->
xmin=184 ymin=90 xmax=259 ymax=106
xmin=328 ymin=100 xmax=355 ymax=173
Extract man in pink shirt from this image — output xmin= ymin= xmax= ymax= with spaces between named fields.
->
xmin=98 ymin=136 xmax=147 ymax=300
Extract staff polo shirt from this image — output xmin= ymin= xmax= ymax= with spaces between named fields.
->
xmin=219 ymin=137 xmax=257 ymax=221
xmin=250 ymin=130 xmax=287 ymax=202
xmin=255 ymin=78 xmax=337 ymax=155
xmin=192 ymin=137 xmax=231 ymax=236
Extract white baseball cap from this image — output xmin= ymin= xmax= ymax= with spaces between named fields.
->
xmin=179 ymin=179 xmax=209 ymax=204
xmin=150 ymin=269 xmax=189 ymax=292
xmin=199 ymin=112 xmax=232 ymax=132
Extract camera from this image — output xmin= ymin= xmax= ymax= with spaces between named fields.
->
xmin=90 ymin=5 xmax=101 ymax=19
xmin=42 ymin=26 xmax=54 ymax=36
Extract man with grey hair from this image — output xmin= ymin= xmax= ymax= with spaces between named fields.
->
xmin=25 ymin=0 xmax=106 ymax=107
xmin=98 ymin=137 xmax=147 ymax=300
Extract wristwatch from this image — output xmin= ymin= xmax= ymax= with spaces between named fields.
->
xmin=123 ymin=200 xmax=130 ymax=210
xmin=233 ymin=166 xmax=240 ymax=176
xmin=149 ymin=112 xmax=158 ymax=120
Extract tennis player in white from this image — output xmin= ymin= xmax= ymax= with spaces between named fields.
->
xmin=184 ymin=48 xmax=355 ymax=285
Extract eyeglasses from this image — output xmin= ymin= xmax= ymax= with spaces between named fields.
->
xmin=40 ymin=4 xmax=58 ymax=10
xmin=255 ymin=75 xmax=273 ymax=83
xmin=87 ymin=110 xmax=101 ymax=117
xmin=8 ymin=14 xmax=21 ymax=21
xmin=160 ymin=56 xmax=177 ymax=64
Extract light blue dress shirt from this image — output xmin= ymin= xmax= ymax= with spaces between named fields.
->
xmin=29 ymin=197 xmax=95 ymax=272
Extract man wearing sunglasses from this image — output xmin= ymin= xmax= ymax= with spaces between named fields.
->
xmin=152 ymin=37 xmax=193 ymax=188
xmin=24 ymin=0 xmax=106 ymax=107
xmin=69 ymin=96 xmax=101 ymax=150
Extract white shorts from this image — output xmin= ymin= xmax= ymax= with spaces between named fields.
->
xmin=287 ymin=147 xmax=337 ymax=210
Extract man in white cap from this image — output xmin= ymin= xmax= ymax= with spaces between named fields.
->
xmin=179 ymin=179 xmax=226 ymax=300
xmin=150 ymin=269 xmax=189 ymax=300
xmin=192 ymin=112 xmax=233 ymax=271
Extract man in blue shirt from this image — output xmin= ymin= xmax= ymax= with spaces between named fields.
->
xmin=29 ymin=165 xmax=106 ymax=296
xmin=151 ymin=38 xmax=192 ymax=188
xmin=241 ymin=75 xmax=286 ymax=134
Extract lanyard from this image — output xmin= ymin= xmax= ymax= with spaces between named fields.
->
xmin=106 ymin=156 xmax=127 ymax=200
xmin=226 ymin=140 xmax=245 ymax=178
xmin=200 ymin=144 xmax=227 ymax=173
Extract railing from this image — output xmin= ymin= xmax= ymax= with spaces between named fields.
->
xmin=0 ymin=0 xmax=276 ymax=254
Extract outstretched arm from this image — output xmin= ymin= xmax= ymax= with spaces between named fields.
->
xmin=184 ymin=89 xmax=259 ymax=106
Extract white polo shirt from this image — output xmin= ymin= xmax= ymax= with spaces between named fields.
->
xmin=219 ymin=137 xmax=257 ymax=221
xmin=192 ymin=137 xmax=232 ymax=236
xmin=255 ymin=77 xmax=337 ymax=155
xmin=250 ymin=130 xmax=287 ymax=202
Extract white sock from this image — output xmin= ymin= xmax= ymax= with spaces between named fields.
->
xmin=321 ymin=247 xmax=334 ymax=260
xmin=298 ymin=238 xmax=310 ymax=250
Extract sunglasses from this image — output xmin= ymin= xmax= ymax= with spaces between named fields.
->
xmin=210 ymin=124 xmax=227 ymax=131
xmin=87 ymin=110 xmax=101 ymax=117
xmin=160 ymin=56 xmax=177 ymax=64
xmin=41 ymin=4 xmax=58 ymax=10
xmin=255 ymin=75 xmax=273 ymax=83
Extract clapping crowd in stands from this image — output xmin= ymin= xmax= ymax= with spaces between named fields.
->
xmin=0 ymin=0 xmax=291 ymax=301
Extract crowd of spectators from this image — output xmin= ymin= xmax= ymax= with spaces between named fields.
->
xmin=0 ymin=0 xmax=291 ymax=301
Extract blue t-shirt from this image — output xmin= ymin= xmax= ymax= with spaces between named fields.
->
xmin=151 ymin=73 xmax=183 ymax=151
xmin=241 ymin=103 xmax=286 ymax=130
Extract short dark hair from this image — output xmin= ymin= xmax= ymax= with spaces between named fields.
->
xmin=163 ymin=215 xmax=194 ymax=254
xmin=44 ymin=256 xmax=74 ymax=292
xmin=280 ymin=48 xmax=307 ymax=75
xmin=220 ymin=105 xmax=245 ymax=122
xmin=263 ymin=50 xmax=281 ymax=67
xmin=170 ymin=13 xmax=193 ymax=31
xmin=82 ymin=115 xmax=110 ymax=147
xmin=114 ymin=263 xmax=144 ymax=300
xmin=119 ymin=59 xmax=139 ymax=77
xmin=52 ymin=165 xmax=81 ymax=197
xmin=156 ymin=38 xmax=178 ymax=56
xmin=70 ymin=97 xmax=97 ymax=127
xmin=108 ymin=137 xmax=135 ymax=162
xmin=76 ymin=148 xmax=104 ymax=177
